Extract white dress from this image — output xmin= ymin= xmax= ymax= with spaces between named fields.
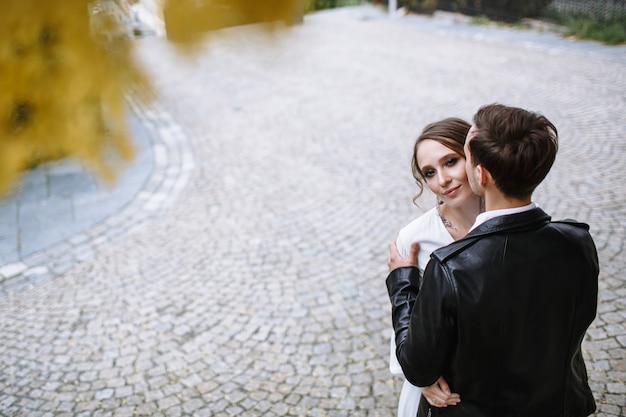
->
xmin=390 ymin=206 xmax=453 ymax=417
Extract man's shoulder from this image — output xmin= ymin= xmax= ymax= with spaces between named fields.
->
xmin=546 ymin=219 xmax=597 ymax=260
xmin=430 ymin=215 xmax=593 ymax=264
xmin=549 ymin=218 xmax=591 ymax=233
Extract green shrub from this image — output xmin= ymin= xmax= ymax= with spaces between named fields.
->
xmin=562 ymin=13 xmax=626 ymax=45
xmin=471 ymin=15 xmax=491 ymax=25
xmin=304 ymin=0 xmax=362 ymax=12
xmin=304 ymin=0 xmax=336 ymax=11
xmin=409 ymin=0 xmax=439 ymax=14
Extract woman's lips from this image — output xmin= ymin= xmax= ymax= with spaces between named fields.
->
xmin=444 ymin=185 xmax=461 ymax=196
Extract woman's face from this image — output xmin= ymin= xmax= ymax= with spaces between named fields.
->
xmin=416 ymin=139 xmax=474 ymax=209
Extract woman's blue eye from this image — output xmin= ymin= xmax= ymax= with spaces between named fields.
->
xmin=423 ymin=169 xmax=435 ymax=178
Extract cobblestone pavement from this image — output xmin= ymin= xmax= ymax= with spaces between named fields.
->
xmin=0 ymin=115 xmax=153 ymax=269
xmin=1 ymin=5 xmax=625 ymax=417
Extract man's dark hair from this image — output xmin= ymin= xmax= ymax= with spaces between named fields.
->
xmin=470 ymin=104 xmax=558 ymax=200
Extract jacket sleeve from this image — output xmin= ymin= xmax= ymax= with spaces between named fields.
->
xmin=386 ymin=266 xmax=421 ymax=369
xmin=386 ymin=260 xmax=457 ymax=387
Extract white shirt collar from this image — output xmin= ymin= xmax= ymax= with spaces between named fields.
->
xmin=469 ymin=202 xmax=538 ymax=232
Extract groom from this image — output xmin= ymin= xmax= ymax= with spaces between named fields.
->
xmin=387 ymin=103 xmax=598 ymax=416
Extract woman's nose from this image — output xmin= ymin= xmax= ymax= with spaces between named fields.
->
xmin=437 ymin=171 xmax=450 ymax=185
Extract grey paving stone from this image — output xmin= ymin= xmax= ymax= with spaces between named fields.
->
xmin=12 ymin=167 xmax=49 ymax=203
xmin=48 ymin=172 xmax=98 ymax=198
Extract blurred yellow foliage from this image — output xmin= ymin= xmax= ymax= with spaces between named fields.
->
xmin=163 ymin=0 xmax=304 ymax=46
xmin=0 ymin=0 xmax=301 ymax=195
xmin=0 ymin=0 xmax=153 ymax=194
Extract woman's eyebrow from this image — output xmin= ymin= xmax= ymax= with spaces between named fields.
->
xmin=421 ymin=152 xmax=461 ymax=172
xmin=437 ymin=153 xmax=460 ymax=163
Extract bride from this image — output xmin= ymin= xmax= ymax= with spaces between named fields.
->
xmin=388 ymin=117 xmax=482 ymax=416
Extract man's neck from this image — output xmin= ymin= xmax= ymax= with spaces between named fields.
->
xmin=483 ymin=193 xmax=531 ymax=212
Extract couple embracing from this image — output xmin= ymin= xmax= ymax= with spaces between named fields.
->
xmin=387 ymin=103 xmax=598 ymax=417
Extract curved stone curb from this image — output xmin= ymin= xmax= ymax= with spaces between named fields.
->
xmin=0 ymin=98 xmax=195 ymax=297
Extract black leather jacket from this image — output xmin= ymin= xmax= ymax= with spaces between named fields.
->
xmin=387 ymin=208 xmax=598 ymax=417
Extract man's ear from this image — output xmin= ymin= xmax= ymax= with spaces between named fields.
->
xmin=476 ymin=164 xmax=492 ymax=187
